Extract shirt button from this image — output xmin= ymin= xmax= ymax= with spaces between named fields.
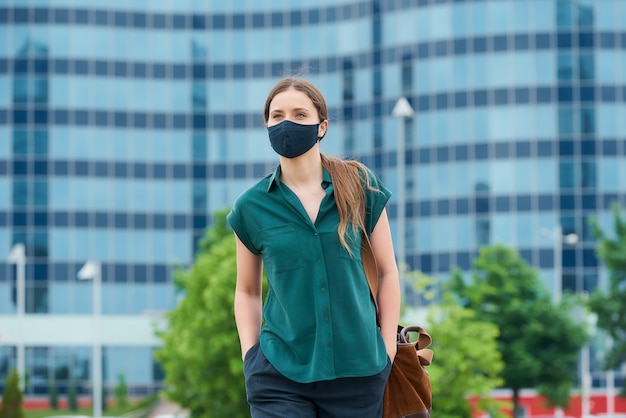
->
xmin=324 ymin=316 xmax=329 ymax=322
xmin=321 ymin=287 xmax=326 ymax=292
xmin=314 ymin=232 xmax=318 ymax=236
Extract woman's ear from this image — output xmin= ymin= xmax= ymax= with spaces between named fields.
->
xmin=318 ymin=119 xmax=328 ymax=139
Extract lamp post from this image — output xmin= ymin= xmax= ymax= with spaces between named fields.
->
xmin=540 ymin=225 xmax=579 ymax=302
xmin=78 ymin=260 xmax=102 ymax=418
xmin=577 ymin=292 xmax=597 ymax=418
xmin=392 ymin=97 xmax=414 ymax=281
xmin=7 ymin=243 xmax=26 ymax=391
xmin=581 ymin=338 xmax=591 ymax=418
xmin=540 ymin=226 xmax=579 ymax=418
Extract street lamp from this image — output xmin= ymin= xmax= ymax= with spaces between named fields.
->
xmin=392 ymin=97 xmax=414 ymax=279
xmin=540 ymin=225 xmax=579 ymax=302
xmin=7 ymin=243 xmax=26 ymax=391
xmin=540 ymin=226 xmax=578 ymax=418
xmin=577 ymin=293 xmax=596 ymax=418
xmin=78 ymin=260 xmax=102 ymax=418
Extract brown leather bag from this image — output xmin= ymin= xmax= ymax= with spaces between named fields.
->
xmin=361 ymin=232 xmax=434 ymax=418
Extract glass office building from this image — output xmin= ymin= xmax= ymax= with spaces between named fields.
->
xmin=1 ymin=0 xmax=624 ymax=400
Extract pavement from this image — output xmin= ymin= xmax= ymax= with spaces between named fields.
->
xmin=147 ymin=398 xmax=188 ymax=418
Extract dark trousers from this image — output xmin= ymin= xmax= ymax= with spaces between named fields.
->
xmin=243 ymin=342 xmax=392 ymax=418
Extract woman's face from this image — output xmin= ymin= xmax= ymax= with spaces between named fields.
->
xmin=267 ymin=88 xmax=327 ymax=137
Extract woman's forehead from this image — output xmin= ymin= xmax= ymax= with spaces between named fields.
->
xmin=269 ymin=89 xmax=314 ymax=109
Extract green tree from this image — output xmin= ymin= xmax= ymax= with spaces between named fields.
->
xmin=67 ymin=379 xmax=78 ymax=411
xmin=0 ymin=369 xmax=24 ymax=418
xmin=155 ymin=209 xmax=257 ymax=417
xmin=449 ymin=244 xmax=587 ymax=416
xmin=48 ymin=379 xmax=58 ymax=410
xmin=589 ymin=203 xmax=626 ymax=395
xmin=114 ymin=373 xmax=128 ymax=408
xmin=427 ymin=297 xmax=507 ymax=418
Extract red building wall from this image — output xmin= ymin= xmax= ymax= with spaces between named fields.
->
xmin=471 ymin=392 xmax=626 ymax=417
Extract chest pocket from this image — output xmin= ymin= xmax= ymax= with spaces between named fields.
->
xmin=260 ymin=224 xmax=304 ymax=274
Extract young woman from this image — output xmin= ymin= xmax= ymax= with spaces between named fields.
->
xmin=227 ymin=77 xmax=401 ymax=417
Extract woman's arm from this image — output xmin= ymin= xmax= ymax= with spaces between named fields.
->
xmin=369 ymin=208 xmax=401 ymax=361
xmin=233 ymin=234 xmax=264 ymax=360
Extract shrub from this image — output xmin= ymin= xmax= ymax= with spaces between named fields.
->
xmin=67 ymin=380 xmax=78 ymax=411
xmin=0 ymin=369 xmax=25 ymax=418
xmin=48 ymin=380 xmax=58 ymax=410
xmin=114 ymin=374 xmax=128 ymax=409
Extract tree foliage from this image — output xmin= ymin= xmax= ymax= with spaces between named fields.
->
xmin=589 ymin=203 xmax=626 ymax=395
xmin=154 ymin=209 xmax=253 ymax=418
xmin=405 ymin=272 xmax=506 ymax=418
xmin=114 ymin=373 xmax=128 ymax=408
xmin=67 ymin=379 xmax=77 ymax=411
xmin=449 ymin=244 xmax=587 ymax=414
xmin=426 ymin=296 xmax=507 ymax=418
xmin=0 ymin=369 xmax=24 ymax=418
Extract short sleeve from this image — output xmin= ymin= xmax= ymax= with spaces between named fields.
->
xmin=363 ymin=167 xmax=392 ymax=236
xmin=227 ymin=199 xmax=261 ymax=255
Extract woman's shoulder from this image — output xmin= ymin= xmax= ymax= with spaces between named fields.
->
xmin=235 ymin=173 xmax=273 ymax=200
xmin=228 ymin=173 xmax=274 ymax=229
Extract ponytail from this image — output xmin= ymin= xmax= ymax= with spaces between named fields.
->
xmin=320 ymin=154 xmax=377 ymax=255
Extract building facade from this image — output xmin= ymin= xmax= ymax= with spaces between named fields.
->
xmin=0 ymin=0 xmax=625 ymax=404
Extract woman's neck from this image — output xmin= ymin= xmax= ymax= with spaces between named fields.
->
xmin=279 ymin=150 xmax=323 ymax=188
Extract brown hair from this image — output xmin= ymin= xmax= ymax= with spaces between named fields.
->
xmin=264 ymin=77 xmax=376 ymax=254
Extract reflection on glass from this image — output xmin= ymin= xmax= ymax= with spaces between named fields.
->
xmin=559 ymin=160 xmax=575 ymax=189
xmin=558 ymin=107 xmax=575 ymax=135
xmin=558 ymin=53 xmax=574 ymax=81
xmin=475 ymin=218 xmax=490 ymax=246
xmin=580 ymin=107 xmax=595 ymax=134
xmin=193 ymin=182 xmax=207 ymax=211
xmin=402 ymin=57 xmax=412 ymax=94
xmin=577 ymin=2 xmax=594 ymax=28
xmin=33 ymin=231 xmax=49 ymax=257
xmin=582 ymin=215 xmax=594 ymax=243
xmin=342 ymin=60 xmax=354 ymax=102
xmin=344 ymin=124 xmax=354 ymax=154
xmin=563 ymin=273 xmax=577 ymax=293
xmin=560 ymin=215 xmax=577 ymax=236
xmin=581 ymin=160 xmax=597 ymax=188
xmin=560 ymin=160 xmax=597 ymax=189
xmin=583 ymin=273 xmax=598 ymax=293
xmin=192 ymin=83 xmax=207 ymax=109
xmin=579 ymin=53 xmax=594 ymax=80
xmin=556 ymin=0 xmax=574 ymax=28
xmin=12 ymin=181 xmax=27 ymax=207
xmin=30 ymin=284 xmax=48 ymax=313
xmin=192 ymin=132 xmax=207 ymax=161
xmin=12 ymin=78 xmax=49 ymax=104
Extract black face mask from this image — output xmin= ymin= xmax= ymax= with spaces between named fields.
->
xmin=268 ymin=120 xmax=319 ymax=159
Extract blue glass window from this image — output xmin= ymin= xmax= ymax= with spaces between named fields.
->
xmin=475 ymin=218 xmax=490 ymax=246
xmin=559 ymin=160 xmax=575 ymax=189
xmin=557 ymin=0 xmax=574 ymax=28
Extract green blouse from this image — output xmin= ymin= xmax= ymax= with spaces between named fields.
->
xmin=227 ymin=164 xmax=391 ymax=383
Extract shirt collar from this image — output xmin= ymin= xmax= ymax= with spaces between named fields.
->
xmin=267 ymin=164 xmax=333 ymax=192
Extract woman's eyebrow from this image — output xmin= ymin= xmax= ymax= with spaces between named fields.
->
xmin=270 ymin=106 xmax=310 ymax=113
